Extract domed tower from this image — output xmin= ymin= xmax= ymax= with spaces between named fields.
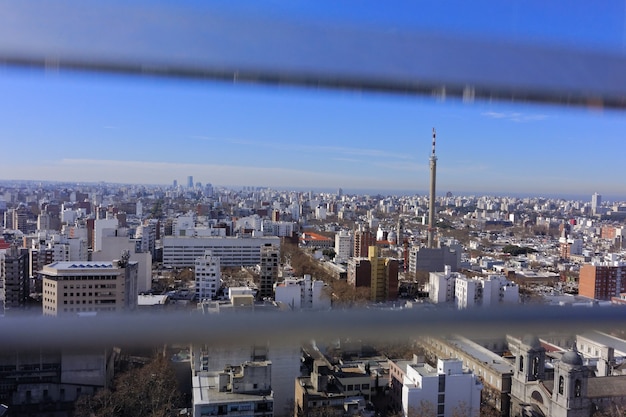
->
xmin=552 ymin=346 xmax=590 ymax=414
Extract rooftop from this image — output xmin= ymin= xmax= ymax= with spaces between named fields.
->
xmin=446 ymin=335 xmax=515 ymax=375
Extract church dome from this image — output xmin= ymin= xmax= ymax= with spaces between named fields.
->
xmin=561 ymin=349 xmax=584 ymax=366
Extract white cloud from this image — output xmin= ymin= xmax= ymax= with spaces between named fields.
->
xmin=190 ymin=135 xmax=414 ymax=161
xmin=481 ymin=111 xmax=548 ymax=122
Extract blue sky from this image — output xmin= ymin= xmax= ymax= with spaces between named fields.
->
xmin=1 ymin=1 xmax=626 ymax=198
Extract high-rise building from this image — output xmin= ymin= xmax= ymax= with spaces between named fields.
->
xmin=353 ymin=227 xmax=376 ymax=258
xmin=188 ymin=175 xmax=194 ymax=189
xmin=579 ymin=263 xmax=626 ymax=300
xmin=334 ymin=230 xmax=352 ymax=263
xmin=259 ymin=244 xmax=279 ymax=299
xmin=195 ymin=250 xmax=221 ymax=301
xmin=40 ymin=259 xmax=138 ymax=316
xmin=592 ymin=192 xmax=602 ymax=215
xmin=12 ymin=203 xmax=30 ymax=233
xmin=0 ymin=244 xmax=29 ymax=311
xmin=346 ymin=246 xmax=398 ymax=302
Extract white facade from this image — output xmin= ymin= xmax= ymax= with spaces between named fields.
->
xmin=261 ymin=220 xmax=294 ymax=237
xmin=163 ymin=236 xmax=280 ymax=268
xmin=402 ymin=358 xmax=482 ymax=417
xmin=173 ymin=215 xmax=196 ymax=237
xmin=428 ymin=267 xmax=458 ymax=304
xmin=334 ymin=230 xmax=352 ymax=263
xmin=454 ymin=274 xmax=519 ymax=309
xmin=93 ymin=218 xmax=119 ymax=252
xmin=92 ymin=235 xmax=152 ymax=293
xmin=195 ymin=250 xmax=221 ymax=301
xmin=274 ymin=274 xmax=331 ymax=310
xmin=430 ymin=268 xmax=519 ymax=308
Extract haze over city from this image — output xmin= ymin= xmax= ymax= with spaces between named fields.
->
xmin=2 ymin=0 xmax=626 ymax=197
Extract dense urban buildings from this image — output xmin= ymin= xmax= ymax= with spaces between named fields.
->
xmin=3 ymin=179 xmax=626 ymax=416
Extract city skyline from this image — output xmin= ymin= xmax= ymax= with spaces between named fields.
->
xmin=1 ymin=1 xmax=626 ymax=197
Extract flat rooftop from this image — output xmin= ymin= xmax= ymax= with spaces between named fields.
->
xmin=47 ymin=261 xmax=114 ymax=269
xmin=579 ymin=331 xmax=626 ymax=356
xmin=446 ymin=336 xmax=514 ymax=375
xmin=193 ymin=374 xmax=272 ymax=405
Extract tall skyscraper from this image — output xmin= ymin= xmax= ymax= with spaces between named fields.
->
xmin=187 ymin=175 xmax=194 ymax=189
xmin=592 ymin=192 xmax=602 ymax=215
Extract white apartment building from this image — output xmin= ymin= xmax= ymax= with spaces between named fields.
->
xmin=163 ymin=236 xmax=280 ymax=268
xmin=455 ymin=274 xmax=519 ymax=309
xmin=428 ymin=266 xmax=459 ymax=304
xmin=274 ymin=274 xmax=330 ymax=310
xmin=261 ymin=220 xmax=294 ymax=238
xmin=334 ymin=230 xmax=352 ymax=263
xmin=402 ymin=358 xmax=482 ymax=417
xmin=40 ymin=260 xmax=138 ymax=316
xmin=173 ymin=215 xmax=195 ymax=236
xmin=92 ymin=235 xmax=152 ymax=293
xmin=429 ymin=268 xmax=519 ymax=308
xmin=93 ymin=218 xmax=119 ymax=252
xmin=195 ymin=250 xmax=221 ymax=301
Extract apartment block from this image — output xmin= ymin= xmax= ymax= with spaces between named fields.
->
xmin=579 ymin=263 xmax=626 ymax=300
xmin=195 ymin=250 xmax=221 ymax=301
xmin=163 ymin=236 xmax=280 ymax=268
xmin=40 ymin=259 xmax=138 ymax=316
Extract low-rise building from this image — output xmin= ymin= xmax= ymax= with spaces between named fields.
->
xmin=401 ymin=358 xmax=482 ymax=417
xmin=192 ymin=361 xmax=274 ymax=417
xmin=274 ymin=274 xmax=330 ymax=310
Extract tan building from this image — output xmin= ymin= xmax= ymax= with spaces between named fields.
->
xmin=41 ymin=259 xmax=138 ymax=316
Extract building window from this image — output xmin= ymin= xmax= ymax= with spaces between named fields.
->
xmin=558 ymin=376 xmax=564 ymax=395
xmin=574 ymin=379 xmax=582 ymax=397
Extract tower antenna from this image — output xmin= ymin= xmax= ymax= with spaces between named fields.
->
xmin=427 ymin=128 xmax=437 ymax=249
